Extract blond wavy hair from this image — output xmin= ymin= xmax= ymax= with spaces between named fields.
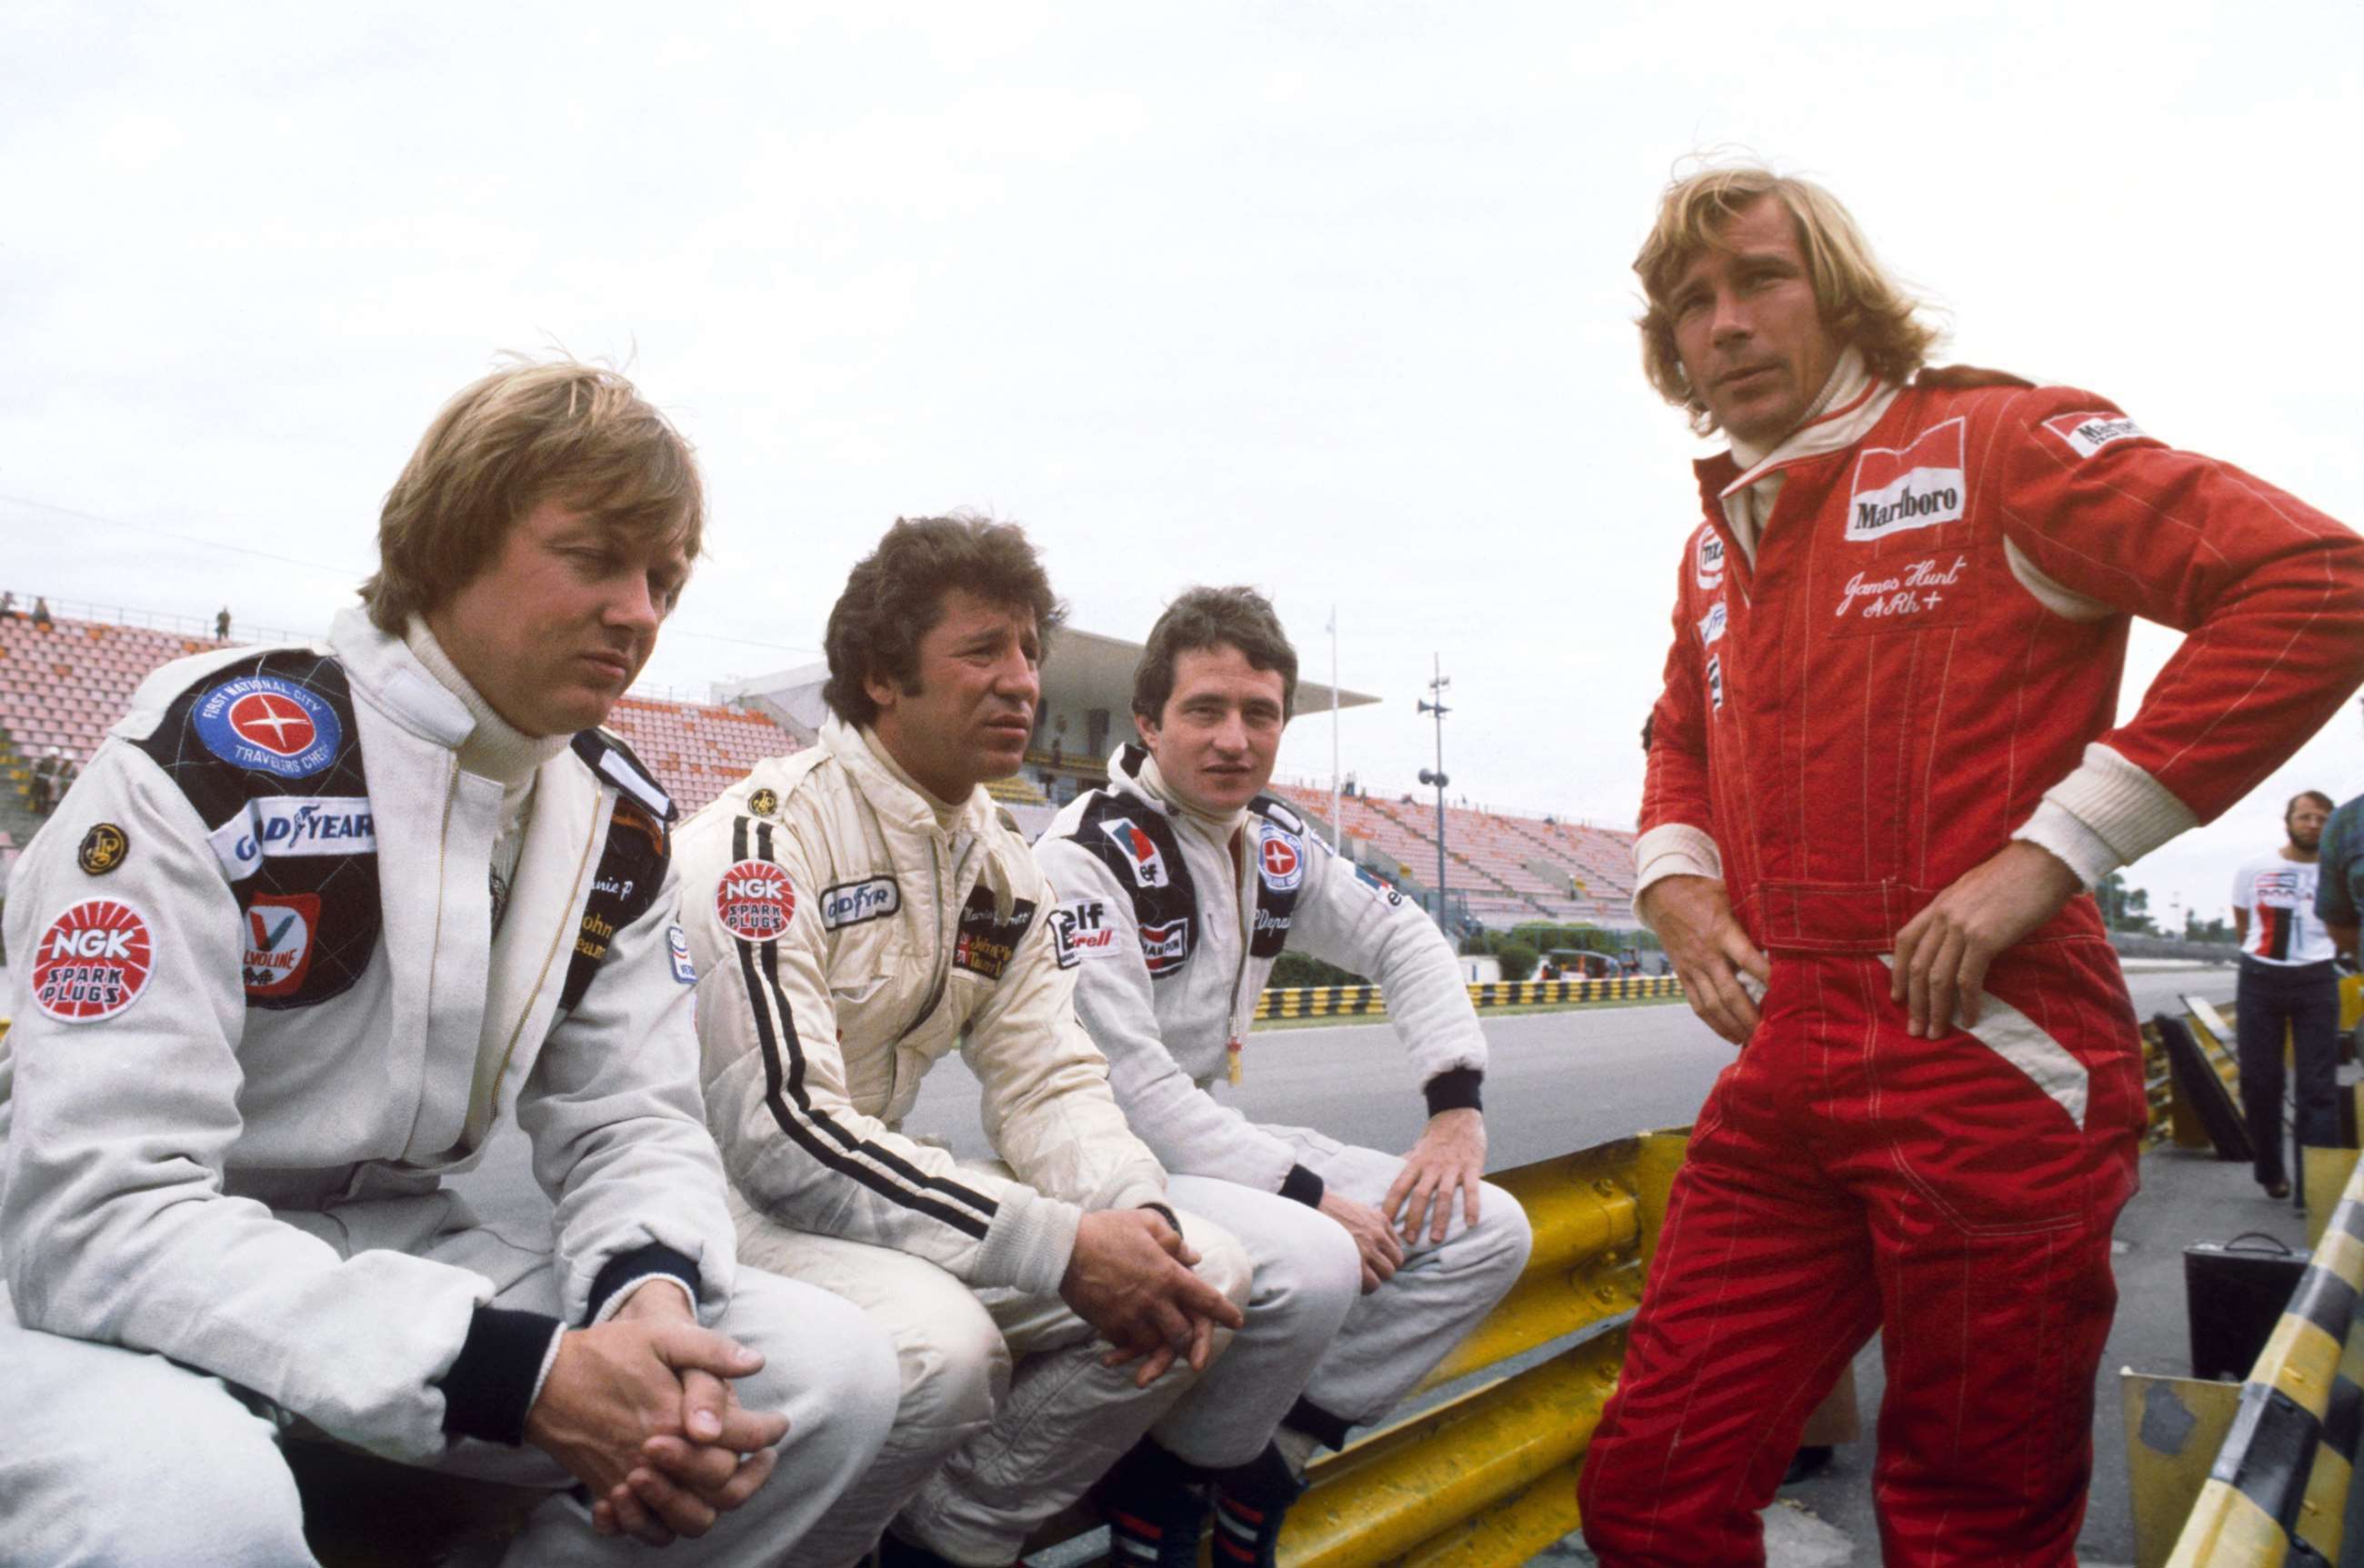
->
xmin=362 ymin=358 xmax=704 ymax=632
xmin=1635 ymin=166 xmax=1941 ymax=434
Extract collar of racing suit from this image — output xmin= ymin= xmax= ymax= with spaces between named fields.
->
xmin=820 ymin=716 xmax=1032 ymax=920
xmin=1127 ymin=747 xmax=1250 ymax=852
xmin=399 ymin=616 xmax=570 ymax=786
xmin=1713 ymin=346 xmax=1896 ymax=566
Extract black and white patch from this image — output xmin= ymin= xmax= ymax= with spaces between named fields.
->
xmin=819 ymin=876 xmax=900 ymax=931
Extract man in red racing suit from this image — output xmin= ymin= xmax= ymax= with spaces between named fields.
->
xmin=1577 ymin=167 xmax=2364 ymax=1566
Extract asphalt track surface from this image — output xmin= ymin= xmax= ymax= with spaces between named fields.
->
xmin=901 ymin=964 xmax=2238 ymax=1170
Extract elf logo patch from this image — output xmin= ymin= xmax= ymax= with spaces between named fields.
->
xmin=1846 ymin=418 xmax=1966 ymax=542
xmin=33 ymin=898 xmax=155 ymax=1023
xmin=1139 ymin=917 xmax=1191 ymax=977
xmin=716 ymin=860 xmax=795 ymax=943
xmin=1048 ymin=898 xmax=1119 ymax=969
xmin=2044 ymin=411 xmax=2147 ymax=460
xmin=242 ymin=893 xmax=320 ymax=999
xmin=1100 ymin=817 xmax=1170 ymax=889
xmin=1697 ymin=600 xmax=1727 ymax=647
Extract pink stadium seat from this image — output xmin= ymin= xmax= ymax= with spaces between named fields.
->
xmin=0 ymin=613 xmax=799 ymax=819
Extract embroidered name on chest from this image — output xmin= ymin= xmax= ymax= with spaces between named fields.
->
xmin=954 ymin=886 xmax=1037 ymax=980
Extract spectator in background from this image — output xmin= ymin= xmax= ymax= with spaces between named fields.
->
xmin=25 ymin=754 xmax=54 ymax=818
xmin=2232 ymin=793 xmax=2340 ymax=1203
xmin=215 ymin=605 xmax=233 ymax=640
xmin=29 ymin=596 xmax=52 ymax=629
xmin=0 ymin=591 xmax=17 ymax=618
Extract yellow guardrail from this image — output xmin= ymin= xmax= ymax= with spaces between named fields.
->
xmin=1258 ymin=974 xmax=1682 ymax=1022
xmin=1268 ymin=1131 xmax=1689 ymax=1565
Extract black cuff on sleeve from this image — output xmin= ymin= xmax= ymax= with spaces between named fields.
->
xmin=1423 ymin=1066 xmax=1484 ymax=1117
xmin=584 ymin=1243 xmax=703 ymax=1326
xmin=1279 ymin=1163 xmax=1327 ymax=1208
xmin=438 ymin=1305 xmax=564 ymax=1446
xmin=1139 ymin=1202 xmax=1184 ymax=1239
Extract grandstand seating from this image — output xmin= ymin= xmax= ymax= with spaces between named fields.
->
xmin=1271 ymin=782 xmax=1638 ymax=930
xmin=597 ymin=696 xmax=800 ymax=815
xmin=0 ymin=610 xmax=802 ymax=823
xmin=986 ymin=774 xmax=1050 ymax=807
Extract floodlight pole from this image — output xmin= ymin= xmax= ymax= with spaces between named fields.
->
xmin=1417 ymin=654 xmax=1450 ymax=934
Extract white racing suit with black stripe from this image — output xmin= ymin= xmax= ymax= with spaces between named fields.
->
xmin=0 ymin=610 xmax=897 ymax=1568
xmin=676 ymin=718 xmax=1351 ymax=1567
xmin=1037 ymin=748 xmax=1532 ymax=1454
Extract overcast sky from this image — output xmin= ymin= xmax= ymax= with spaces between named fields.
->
xmin=6 ymin=1 xmax=2359 ymax=925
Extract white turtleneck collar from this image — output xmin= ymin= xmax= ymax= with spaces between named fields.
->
xmin=403 ymin=618 xmax=572 ymax=784
xmin=862 ymin=726 xmax=969 ymax=833
xmin=1714 ymin=346 xmax=1897 ymax=565
xmin=1128 ymin=747 xmax=1249 ymax=846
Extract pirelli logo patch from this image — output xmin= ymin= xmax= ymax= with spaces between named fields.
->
xmin=2044 ymin=411 xmax=2147 ymax=460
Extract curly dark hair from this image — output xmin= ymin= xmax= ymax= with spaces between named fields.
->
xmin=1132 ymin=585 xmax=1298 ymax=725
xmin=822 ymin=514 xmax=1067 ymax=726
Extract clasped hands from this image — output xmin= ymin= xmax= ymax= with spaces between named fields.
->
xmin=524 ymin=1283 xmax=786 ymax=1547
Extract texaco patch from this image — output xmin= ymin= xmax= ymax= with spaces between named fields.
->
xmin=715 ymin=859 xmax=796 ymax=943
xmin=32 ymin=898 xmax=155 ymax=1023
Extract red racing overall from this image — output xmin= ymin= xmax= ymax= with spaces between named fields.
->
xmin=1578 ymin=372 xmax=2364 ymax=1565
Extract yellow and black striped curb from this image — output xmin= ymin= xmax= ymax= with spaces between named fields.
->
xmin=1256 ymin=974 xmax=1683 ymax=1021
xmin=2171 ymin=1189 xmax=2364 ymax=1564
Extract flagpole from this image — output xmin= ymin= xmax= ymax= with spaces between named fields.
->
xmin=1328 ymin=605 xmax=1342 ymax=854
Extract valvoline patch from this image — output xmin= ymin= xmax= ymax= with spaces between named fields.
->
xmin=193 ymin=674 xmax=343 ymax=779
xmin=33 ymin=898 xmax=155 ymax=1023
xmin=716 ymin=859 xmax=795 ymax=943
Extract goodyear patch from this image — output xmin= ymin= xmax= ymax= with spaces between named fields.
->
xmin=77 ymin=822 xmax=129 ymax=875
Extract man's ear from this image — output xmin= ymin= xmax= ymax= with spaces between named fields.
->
xmin=1133 ymin=708 xmax=1161 ymax=751
xmin=865 ymin=670 xmax=902 ymax=718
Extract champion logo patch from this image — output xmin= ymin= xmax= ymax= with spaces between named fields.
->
xmin=33 ymin=897 xmax=155 ymax=1023
xmin=1257 ymin=824 xmax=1304 ymax=892
xmin=1705 ymin=652 xmax=1725 ymax=711
xmin=193 ymin=674 xmax=344 ymax=779
xmin=1100 ymin=817 xmax=1170 ymax=888
xmin=1139 ymin=916 xmax=1191 ymax=977
xmin=242 ymin=892 xmax=321 ymax=999
xmin=1845 ymin=418 xmax=1967 ymax=543
xmin=716 ymin=859 xmax=796 ymax=943
xmin=2044 ymin=411 xmax=2148 ymax=460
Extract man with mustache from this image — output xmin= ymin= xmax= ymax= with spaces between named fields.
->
xmin=1578 ymin=167 xmax=2364 ymax=1565
xmin=0 ymin=360 xmax=899 ymax=1565
xmin=676 ymin=515 xmax=1347 ymax=1568
xmin=2231 ymin=791 xmax=2342 ymax=1203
